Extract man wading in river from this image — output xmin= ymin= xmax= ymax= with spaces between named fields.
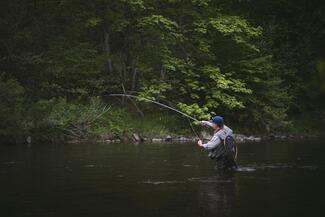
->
xmin=197 ymin=116 xmax=237 ymax=169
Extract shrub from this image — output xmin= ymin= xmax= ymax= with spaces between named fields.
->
xmin=0 ymin=75 xmax=26 ymax=143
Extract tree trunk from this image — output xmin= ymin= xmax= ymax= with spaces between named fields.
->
xmin=160 ymin=64 xmax=166 ymax=81
xmin=131 ymin=56 xmax=139 ymax=91
xmin=104 ymin=29 xmax=113 ymax=73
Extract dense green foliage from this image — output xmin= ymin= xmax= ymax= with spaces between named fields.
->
xmin=0 ymin=0 xmax=324 ymax=142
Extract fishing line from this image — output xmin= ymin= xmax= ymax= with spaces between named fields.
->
xmin=109 ymin=94 xmax=200 ymax=122
xmin=187 ymin=118 xmax=201 ymax=139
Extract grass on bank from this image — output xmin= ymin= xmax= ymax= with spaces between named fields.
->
xmin=28 ymin=97 xmax=192 ymax=143
xmin=1 ymin=95 xmax=324 ymax=144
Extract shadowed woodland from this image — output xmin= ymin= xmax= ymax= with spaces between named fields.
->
xmin=1 ymin=0 xmax=324 ymax=143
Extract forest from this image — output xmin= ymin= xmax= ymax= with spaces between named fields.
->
xmin=1 ymin=0 xmax=324 ymax=143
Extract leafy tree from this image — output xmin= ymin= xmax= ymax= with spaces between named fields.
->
xmin=0 ymin=75 xmax=25 ymax=141
xmin=0 ymin=0 xmax=323 ymax=141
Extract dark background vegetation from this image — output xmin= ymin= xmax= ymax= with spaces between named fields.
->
xmin=1 ymin=0 xmax=324 ymax=143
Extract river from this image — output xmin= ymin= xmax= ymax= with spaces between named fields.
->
xmin=0 ymin=139 xmax=324 ymax=217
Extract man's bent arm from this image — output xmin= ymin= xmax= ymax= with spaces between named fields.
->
xmin=202 ymin=135 xmax=221 ymax=150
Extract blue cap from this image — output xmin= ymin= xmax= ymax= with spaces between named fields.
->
xmin=211 ymin=116 xmax=224 ymax=127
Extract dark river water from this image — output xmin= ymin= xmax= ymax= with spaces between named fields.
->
xmin=1 ymin=139 xmax=324 ymax=217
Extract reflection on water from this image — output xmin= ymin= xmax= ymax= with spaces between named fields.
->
xmin=236 ymin=166 xmax=257 ymax=172
xmin=0 ymin=139 xmax=324 ymax=217
xmin=236 ymin=164 xmax=318 ymax=172
xmin=197 ymin=173 xmax=236 ymax=217
xmin=140 ymin=172 xmax=237 ymax=217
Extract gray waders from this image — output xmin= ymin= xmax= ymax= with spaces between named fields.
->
xmin=207 ymin=135 xmax=238 ymax=169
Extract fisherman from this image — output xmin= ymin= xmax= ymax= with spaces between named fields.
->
xmin=197 ymin=116 xmax=237 ymax=169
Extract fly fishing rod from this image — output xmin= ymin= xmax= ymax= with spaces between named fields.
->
xmin=109 ymin=94 xmax=200 ymax=122
xmin=109 ymin=93 xmax=201 ymax=139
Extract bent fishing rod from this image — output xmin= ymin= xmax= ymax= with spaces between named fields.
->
xmin=109 ymin=94 xmax=199 ymax=122
xmin=108 ymin=93 xmax=201 ymax=139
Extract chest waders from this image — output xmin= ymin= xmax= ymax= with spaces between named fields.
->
xmin=207 ymin=135 xmax=238 ymax=169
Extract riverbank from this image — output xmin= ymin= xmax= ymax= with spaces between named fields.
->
xmin=4 ymin=128 xmax=322 ymax=145
xmin=1 ymin=97 xmax=323 ymax=145
xmin=64 ymin=131 xmax=321 ymax=145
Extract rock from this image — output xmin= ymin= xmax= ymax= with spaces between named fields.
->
xmin=132 ymin=133 xmax=141 ymax=142
xmin=152 ymin=138 xmax=163 ymax=142
xmin=26 ymin=136 xmax=32 ymax=144
xmin=272 ymin=134 xmax=286 ymax=140
xmin=179 ymin=137 xmax=187 ymax=141
xmin=143 ymin=137 xmax=150 ymax=142
xmin=247 ymin=136 xmax=262 ymax=142
xmin=233 ymin=134 xmax=262 ymax=143
xmin=66 ymin=140 xmax=80 ymax=144
xmin=200 ymin=131 xmax=212 ymax=140
xmin=233 ymin=134 xmax=247 ymax=143
xmin=250 ymin=136 xmax=261 ymax=142
xmin=165 ymin=135 xmax=172 ymax=142
xmin=174 ymin=136 xmax=191 ymax=142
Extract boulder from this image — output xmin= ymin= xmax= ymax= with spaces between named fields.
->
xmin=247 ymin=136 xmax=262 ymax=142
xmin=132 ymin=133 xmax=141 ymax=142
xmin=143 ymin=137 xmax=150 ymax=142
xmin=232 ymin=134 xmax=262 ymax=143
xmin=233 ymin=134 xmax=247 ymax=143
xmin=152 ymin=138 xmax=163 ymax=142
xmin=175 ymin=137 xmax=195 ymax=142
xmin=254 ymin=137 xmax=262 ymax=142
xmin=26 ymin=136 xmax=32 ymax=144
xmin=165 ymin=135 xmax=172 ymax=142
xmin=179 ymin=136 xmax=187 ymax=141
